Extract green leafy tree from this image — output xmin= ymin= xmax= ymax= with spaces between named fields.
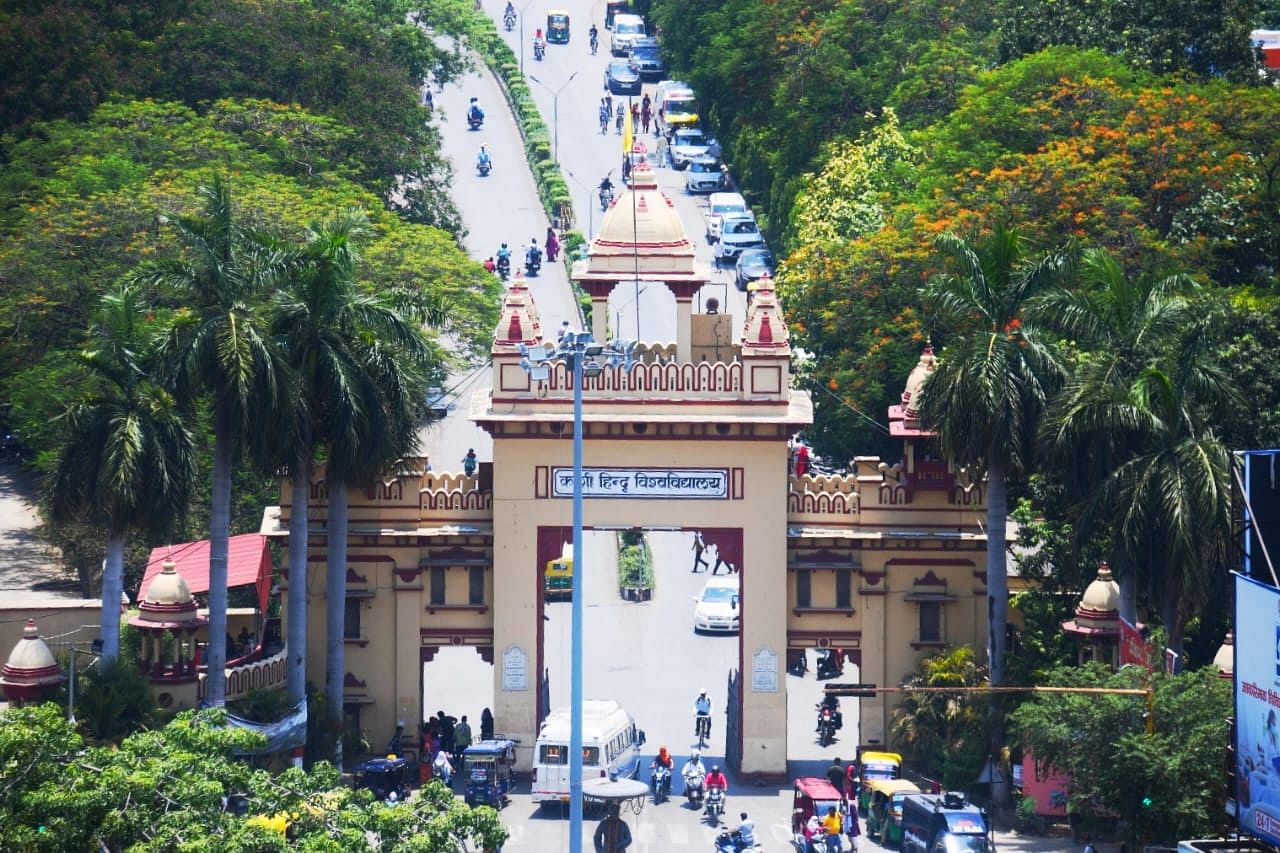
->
xmin=47 ymin=284 xmax=197 ymax=662
xmin=995 ymin=0 xmax=1264 ymax=83
xmin=1010 ymin=663 xmax=1231 ymax=846
xmin=142 ymin=176 xmax=293 ymax=705
xmin=889 ymin=646 xmax=989 ymax=789
xmin=1037 ymin=250 xmax=1202 ymax=621
xmin=74 ymin=658 xmax=158 ymax=743
xmin=918 ymin=224 xmax=1071 ymax=686
xmin=0 ymin=703 xmax=509 ymax=851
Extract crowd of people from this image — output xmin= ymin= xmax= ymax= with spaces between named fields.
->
xmin=403 ymin=707 xmax=496 ymax=787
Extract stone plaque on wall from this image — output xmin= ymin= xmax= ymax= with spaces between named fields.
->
xmin=502 ymin=645 xmax=528 ymax=691
xmin=751 ymin=647 xmax=778 ymax=693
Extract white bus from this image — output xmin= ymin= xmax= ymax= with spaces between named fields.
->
xmin=531 ymin=700 xmax=646 ymax=804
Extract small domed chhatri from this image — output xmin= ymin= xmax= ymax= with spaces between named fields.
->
xmin=1062 ymin=563 xmax=1122 ymax=666
xmin=1213 ymin=629 xmax=1234 ymax=679
xmin=1 ymin=619 xmax=63 ymax=703
xmin=129 ymin=559 xmax=207 ymax=693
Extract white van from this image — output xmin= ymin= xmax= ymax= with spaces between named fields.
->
xmin=610 ymin=14 xmax=646 ymax=56
xmin=705 ymin=192 xmax=748 ymax=243
xmin=531 ymin=699 xmax=646 ymax=804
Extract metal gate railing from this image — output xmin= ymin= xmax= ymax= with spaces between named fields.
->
xmin=725 ymin=667 xmax=741 ymax=773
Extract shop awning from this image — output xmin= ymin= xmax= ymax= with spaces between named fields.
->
xmin=139 ymin=534 xmax=271 ymax=613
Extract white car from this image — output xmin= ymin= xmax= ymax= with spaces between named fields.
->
xmin=713 ymin=214 xmax=765 ymax=266
xmin=692 ymin=576 xmax=740 ymax=633
xmin=610 ymin=14 xmax=646 ymax=56
xmin=704 ymin=192 xmax=747 ymax=243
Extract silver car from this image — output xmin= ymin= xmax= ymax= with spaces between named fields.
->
xmin=684 ymin=156 xmax=726 ymax=194
xmin=713 ymin=214 xmax=765 ymax=266
xmin=669 ymin=127 xmax=714 ymax=170
xmin=704 ymin=192 xmax=747 ymax=243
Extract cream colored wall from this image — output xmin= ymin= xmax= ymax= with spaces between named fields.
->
xmin=491 ymin=430 xmax=792 ymax=775
xmin=0 ymin=602 xmax=100 ymax=662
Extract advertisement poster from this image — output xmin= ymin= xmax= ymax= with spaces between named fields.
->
xmin=1235 ymin=572 xmax=1280 ymax=845
xmin=1119 ymin=616 xmax=1152 ymax=671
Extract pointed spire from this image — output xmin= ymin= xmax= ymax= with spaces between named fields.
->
xmin=492 ymin=269 xmax=543 ymax=353
xmin=741 ymin=273 xmax=790 ymax=355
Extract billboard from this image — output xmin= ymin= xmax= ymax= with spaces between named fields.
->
xmin=1234 ymin=572 xmax=1280 ymax=845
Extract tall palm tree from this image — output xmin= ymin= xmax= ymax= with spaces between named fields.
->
xmin=1037 ymin=249 xmax=1202 ymax=622
xmin=271 ymin=211 xmax=444 ymax=764
xmin=917 ymin=224 xmax=1071 ymax=687
xmin=48 ymin=285 xmax=196 ymax=662
xmin=1041 ymin=281 xmax=1237 ymax=654
xmin=141 ymin=177 xmax=290 ymax=705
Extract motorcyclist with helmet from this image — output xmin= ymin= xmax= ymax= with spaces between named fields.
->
xmin=495 ymin=242 xmax=511 ymax=279
xmin=816 ymin=691 xmax=842 ymax=731
xmin=681 ymin=751 xmax=706 ymax=804
xmin=476 ymin=143 xmax=492 ymax=175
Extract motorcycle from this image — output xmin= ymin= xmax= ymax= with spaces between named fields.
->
xmin=651 ymin=764 xmax=671 ymax=804
xmin=503 ymin=11 xmax=515 ymax=30
xmin=599 ymin=186 xmax=614 ymax=211
xmin=815 ymin=648 xmax=842 ymax=680
xmin=525 ymin=252 xmax=542 ymax=277
xmin=496 ymin=255 xmax=510 ymax=281
xmin=477 ymin=156 xmax=491 ymax=177
xmin=533 ymin=39 xmax=545 ymax=61
xmin=683 ymin=769 xmax=705 ymax=807
xmin=467 ymin=109 xmax=484 ymax=131
xmin=713 ymin=828 xmax=762 ymax=853
xmin=817 ymin=706 xmax=837 ymax=747
xmin=704 ymin=786 xmax=725 ymax=825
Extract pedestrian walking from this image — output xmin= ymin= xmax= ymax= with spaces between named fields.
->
xmin=453 ymin=714 xmax=473 ymax=768
xmin=794 ymin=440 xmax=811 ymax=477
xmin=593 ymin=803 xmax=633 ymax=852
xmin=432 ymin=748 xmax=454 ymax=785
xmin=599 ymin=101 xmax=610 ymax=134
xmin=616 ymin=108 xmax=624 ymax=134
xmin=480 ymin=707 xmax=495 ymax=740
xmin=604 ymin=93 xmax=613 ymax=116
xmin=630 ymin=103 xmax=640 ymax=128
xmin=844 ymin=796 xmax=861 ymax=850
xmin=545 ymin=226 xmax=560 ymax=262
xmin=691 ymin=531 xmax=709 ymax=572
xmin=641 ymin=103 xmax=652 ymax=133
xmin=463 ymin=448 xmax=478 ymax=477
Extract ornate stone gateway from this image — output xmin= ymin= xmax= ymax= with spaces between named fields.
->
xmin=271 ymin=160 xmax=993 ymax=778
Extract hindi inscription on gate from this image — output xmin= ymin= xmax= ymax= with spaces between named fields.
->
xmin=550 ymin=467 xmax=729 ymax=500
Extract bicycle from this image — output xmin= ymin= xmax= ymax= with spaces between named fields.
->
xmin=695 ymin=713 xmax=711 ymax=749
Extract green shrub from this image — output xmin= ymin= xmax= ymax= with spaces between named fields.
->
xmin=617 ymin=532 xmax=654 ymax=591
xmin=75 ymin=658 xmax=156 ymax=743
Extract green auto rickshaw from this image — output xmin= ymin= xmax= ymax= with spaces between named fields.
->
xmin=865 ymin=778 xmax=921 ymax=845
xmin=547 ymin=10 xmax=570 ymax=44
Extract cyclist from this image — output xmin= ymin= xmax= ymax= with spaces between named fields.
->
xmin=694 ymin=688 xmax=712 ymax=747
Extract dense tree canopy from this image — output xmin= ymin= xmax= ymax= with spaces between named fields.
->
xmin=0 ymin=703 xmax=509 ymax=851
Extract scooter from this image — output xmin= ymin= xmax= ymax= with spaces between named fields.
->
xmin=713 ymin=828 xmax=762 ymax=853
xmin=533 ymin=40 xmax=545 ymax=61
xmin=496 ymin=255 xmax=510 ymax=281
xmin=468 ymin=109 xmax=484 ymax=131
xmin=683 ymin=770 xmax=705 ymax=807
xmin=704 ymin=786 xmax=725 ymax=825
xmin=477 ymin=156 xmax=491 ymax=177
xmin=503 ymin=11 xmax=515 ymax=30
xmin=651 ymin=764 xmax=671 ymax=804
xmin=599 ymin=186 xmax=614 ymax=211
xmin=525 ymin=252 xmax=541 ymax=277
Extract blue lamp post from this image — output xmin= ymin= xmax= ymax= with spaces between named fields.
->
xmin=520 ymin=332 xmax=633 ymax=852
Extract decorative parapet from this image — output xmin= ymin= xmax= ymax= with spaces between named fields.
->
xmin=198 ymin=647 xmax=288 ymax=702
xmin=542 ymin=359 xmax=746 ymax=396
xmin=420 ymin=472 xmax=493 ymax=522
xmin=787 ymin=474 xmax=861 ymax=519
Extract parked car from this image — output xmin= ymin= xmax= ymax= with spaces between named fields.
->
xmin=605 ymin=61 xmax=641 ymax=96
xmin=734 ymin=248 xmax=774 ymax=290
xmin=684 ymin=156 xmax=727 ymax=193
xmin=704 ymin=192 xmax=748 ymax=244
xmin=669 ymin=127 xmax=715 ymax=169
xmin=626 ymin=37 xmax=666 ymax=80
xmin=610 ymin=13 xmax=645 ymax=56
xmin=713 ymin=214 xmax=765 ymax=266
xmin=692 ymin=575 xmax=740 ymax=634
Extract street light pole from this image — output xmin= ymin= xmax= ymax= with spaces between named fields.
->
xmin=568 ymin=342 xmax=586 ymax=853
xmin=517 ymin=0 xmax=536 ymax=73
xmin=529 ymin=72 xmax=579 ymax=164
xmin=518 ymin=334 xmax=634 ymax=853
xmin=565 ymin=169 xmax=594 ymax=240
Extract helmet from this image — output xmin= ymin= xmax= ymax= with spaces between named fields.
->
xmin=692 ymin=751 xmax=701 ymax=760
xmin=711 ymin=764 xmax=720 ymax=773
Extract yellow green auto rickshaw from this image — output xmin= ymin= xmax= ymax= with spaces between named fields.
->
xmin=857 ymin=749 xmax=903 ymax=813
xmin=865 ymin=778 xmax=921 ymax=845
xmin=547 ymin=10 xmax=570 ymax=44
